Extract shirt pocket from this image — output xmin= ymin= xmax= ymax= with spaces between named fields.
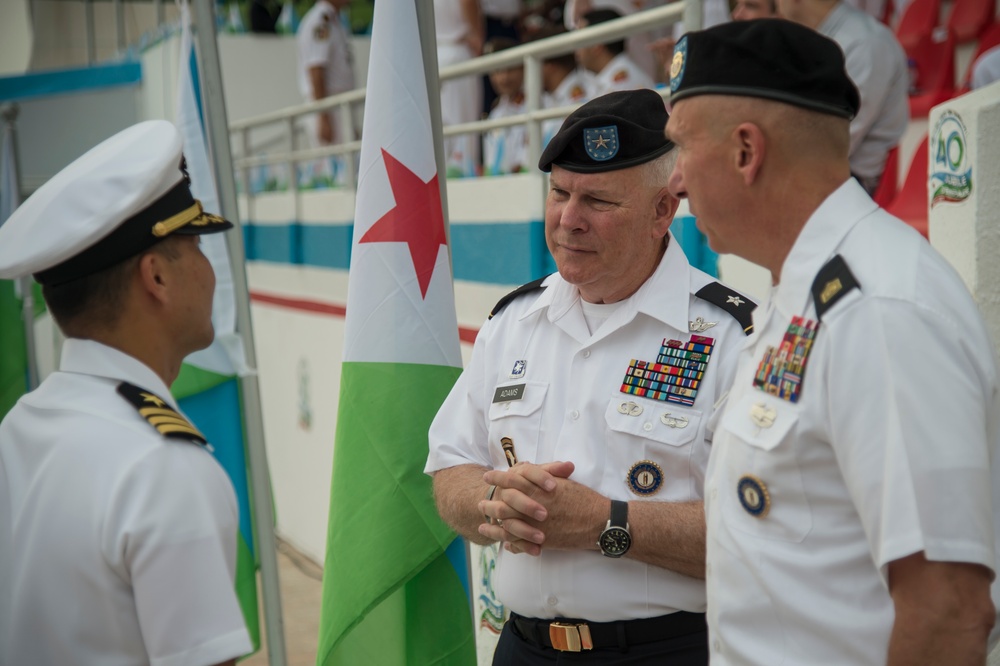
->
xmin=603 ymin=393 xmax=703 ymax=501
xmin=486 ymin=381 xmax=548 ymax=469
xmin=718 ymin=392 xmax=812 ymax=543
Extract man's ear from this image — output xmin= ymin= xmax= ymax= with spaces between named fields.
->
xmin=136 ymin=250 xmax=170 ymax=306
xmin=653 ymin=188 xmax=681 ymax=237
xmin=734 ymin=122 xmax=766 ymax=186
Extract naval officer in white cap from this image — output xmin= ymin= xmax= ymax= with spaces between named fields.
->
xmin=0 ymin=120 xmax=253 ymax=666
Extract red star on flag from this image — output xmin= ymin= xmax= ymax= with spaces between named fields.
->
xmin=359 ymin=149 xmax=448 ymax=299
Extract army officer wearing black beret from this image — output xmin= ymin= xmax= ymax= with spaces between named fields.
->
xmin=666 ymin=19 xmax=1000 ymax=665
xmin=426 ymin=89 xmax=756 ymax=664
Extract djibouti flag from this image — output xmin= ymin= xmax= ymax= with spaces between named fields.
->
xmin=315 ymin=0 xmax=475 ymax=664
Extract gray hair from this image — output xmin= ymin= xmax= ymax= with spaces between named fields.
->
xmin=639 ymin=148 xmax=678 ymax=188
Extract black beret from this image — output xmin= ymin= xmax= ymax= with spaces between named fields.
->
xmin=538 ymin=89 xmax=674 ymax=173
xmin=669 ymin=19 xmax=860 ymax=120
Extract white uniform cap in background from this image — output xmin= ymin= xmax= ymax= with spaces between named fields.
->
xmin=0 ymin=119 xmax=231 ymax=284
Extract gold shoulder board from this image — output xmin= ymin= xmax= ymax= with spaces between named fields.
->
xmin=117 ymin=382 xmax=208 ymax=447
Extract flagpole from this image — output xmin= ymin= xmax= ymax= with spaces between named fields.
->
xmin=413 ymin=0 xmax=480 ymax=623
xmin=414 ymin=0 xmax=450 ymax=238
xmin=0 ymin=103 xmax=38 ymax=391
xmin=190 ymin=2 xmax=288 ymax=665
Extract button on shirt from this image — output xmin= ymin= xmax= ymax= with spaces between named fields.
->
xmin=0 ymin=339 xmax=252 ymax=666
xmin=705 ymin=179 xmax=1000 ymax=664
xmin=427 ymin=237 xmax=750 ymax=621
xmin=819 ymin=2 xmax=908 ymax=180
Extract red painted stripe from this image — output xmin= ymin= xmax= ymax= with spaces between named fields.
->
xmin=249 ymin=290 xmax=480 ymax=344
xmin=250 ymin=291 xmax=346 ymax=317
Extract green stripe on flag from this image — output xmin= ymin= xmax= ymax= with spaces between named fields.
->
xmin=0 ymin=280 xmax=28 ymax=419
xmin=317 ymin=361 xmax=474 ymax=666
xmin=235 ymin=531 xmax=261 ymax=652
xmin=172 ymin=362 xmax=234 ymax=400
xmin=332 ymin=550 xmax=475 ymax=665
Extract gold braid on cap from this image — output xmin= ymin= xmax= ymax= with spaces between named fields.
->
xmin=152 ymin=200 xmax=204 ymax=237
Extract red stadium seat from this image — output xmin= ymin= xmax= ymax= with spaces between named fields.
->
xmin=883 ymin=137 xmax=929 ymax=238
xmin=947 ymin=0 xmax=996 ymax=43
xmin=871 ymin=146 xmax=900 ymax=207
xmin=957 ymin=20 xmax=1000 ymax=92
xmin=908 ymin=29 xmax=957 ymax=117
xmin=896 ymin=0 xmax=942 ymax=51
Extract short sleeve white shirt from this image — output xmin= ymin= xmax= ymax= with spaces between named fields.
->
xmin=484 ymin=94 xmax=529 ymax=175
xmin=427 ymin=237 xmax=754 ymax=621
xmin=972 ymin=46 xmax=1000 ymax=90
xmin=819 ymin=2 xmax=909 ymax=180
xmin=434 ymin=0 xmax=472 ymax=43
xmin=592 ymin=53 xmax=655 ymax=96
xmin=0 ymin=339 xmax=252 ymax=666
xmin=543 ymin=69 xmax=592 ymax=147
xmin=705 ymin=179 xmax=1000 ymax=664
xmin=297 ymin=1 xmax=355 ymax=100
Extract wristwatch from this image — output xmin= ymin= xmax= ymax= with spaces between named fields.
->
xmin=598 ymin=499 xmax=631 ymax=558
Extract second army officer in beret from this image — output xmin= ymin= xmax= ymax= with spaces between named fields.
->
xmin=667 ymin=19 xmax=1000 ymax=665
xmin=426 ymin=89 xmax=755 ymax=665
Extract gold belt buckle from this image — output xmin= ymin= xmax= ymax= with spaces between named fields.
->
xmin=548 ymin=622 xmax=594 ymax=652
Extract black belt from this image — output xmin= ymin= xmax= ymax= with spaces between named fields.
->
xmin=509 ymin=611 xmax=706 ymax=652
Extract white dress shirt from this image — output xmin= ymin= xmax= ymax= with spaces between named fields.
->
xmin=705 ymin=179 xmax=1000 ymax=664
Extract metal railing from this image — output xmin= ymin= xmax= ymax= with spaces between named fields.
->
xmin=229 ymin=1 xmax=694 ymax=197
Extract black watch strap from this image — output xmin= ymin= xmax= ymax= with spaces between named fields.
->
xmin=610 ymin=499 xmax=628 ymax=528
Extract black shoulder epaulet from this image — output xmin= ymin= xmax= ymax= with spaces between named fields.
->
xmin=489 ymin=276 xmax=549 ymax=320
xmin=117 ymin=382 xmax=208 ymax=447
xmin=694 ymin=282 xmax=757 ymax=335
xmin=811 ymin=254 xmax=860 ymax=320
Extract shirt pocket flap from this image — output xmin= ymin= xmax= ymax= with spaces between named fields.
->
xmin=721 ymin=392 xmax=798 ymax=452
xmin=605 ymin=395 xmax=702 ymax=447
xmin=488 ymin=381 xmax=548 ymax=420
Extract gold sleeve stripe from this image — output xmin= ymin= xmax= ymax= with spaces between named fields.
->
xmin=147 ymin=415 xmax=199 ymax=428
xmin=157 ymin=424 xmax=206 ymax=437
xmin=139 ymin=407 xmax=186 ymax=418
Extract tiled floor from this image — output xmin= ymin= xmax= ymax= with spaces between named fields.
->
xmin=244 ymin=540 xmax=324 ymax=666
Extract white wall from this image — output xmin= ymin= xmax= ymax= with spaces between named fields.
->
xmin=15 ymin=86 xmax=142 ymax=193
xmin=929 ymin=83 xmax=1000 ymax=355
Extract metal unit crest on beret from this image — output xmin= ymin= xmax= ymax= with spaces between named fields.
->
xmin=670 ymin=36 xmax=688 ymax=92
xmin=583 ymin=125 xmax=619 ymax=162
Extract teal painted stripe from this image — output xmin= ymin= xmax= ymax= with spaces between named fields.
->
xmin=0 ymin=61 xmax=143 ymax=103
xmin=241 ymin=217 xmax=718 ymax=284
xmin=243 ymin=220 xmax=551 ymax=285
xmin=672 ymin=216 xmax=719 ymax=278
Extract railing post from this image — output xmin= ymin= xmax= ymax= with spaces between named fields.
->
xmin=114 ymin=0 xmax=126 ymax=53
xmin=85 ymin=0 xmax=96 ymax=65
xmin=241 ymin=126 xmax=252 ymax=219
xmin=683 ymin=0 xmax=703 ymax=34
xmin=524 ymin=54 xmax=543 ymax=175
xmin=337 ymin=101 xmax=356 ymax=189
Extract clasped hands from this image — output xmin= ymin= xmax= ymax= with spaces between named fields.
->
xmin=478 ymin=460 xmax=602 ymax=556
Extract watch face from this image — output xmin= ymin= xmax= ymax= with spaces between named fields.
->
xmin=600 ymin=527 xmax=631 ymax=558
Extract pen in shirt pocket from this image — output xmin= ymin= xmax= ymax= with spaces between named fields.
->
xmin=500 ymin=437 xmax=517 ymax=467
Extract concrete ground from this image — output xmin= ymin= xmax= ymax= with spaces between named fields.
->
xmin=244 ymin=540 xmax=324 ymax=666
xmin=243 ymin=541 xmax=1000 ymax=666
